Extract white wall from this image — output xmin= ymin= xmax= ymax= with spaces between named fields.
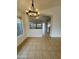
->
xmin=40 ymin=6 xmax=61 ymax=37
xmin=27 ymin=29 xmax=43 ymax=37
xmin=27 ymin=23 xmax=46 ymax=37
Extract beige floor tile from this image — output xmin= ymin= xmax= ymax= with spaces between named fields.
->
xmin=17 ymin=37 xmax=61 ymax=59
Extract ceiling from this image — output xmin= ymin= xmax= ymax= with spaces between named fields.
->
xmin=17 ymin=0 xmax=61 ymax=16
xmin=29 ymin=15 xmax=51 ymax=23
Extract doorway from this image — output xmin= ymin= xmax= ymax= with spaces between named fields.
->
xmin=28 ymin=15 xmax=51 ymax=37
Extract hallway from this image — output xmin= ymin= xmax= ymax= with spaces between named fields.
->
xmin=17 ymin=37 xmax=61 ymax=59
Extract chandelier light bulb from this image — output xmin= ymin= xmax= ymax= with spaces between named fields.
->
xmin=38 ymin=12 xmax=40 ymax=15
xmin=36 ymin=9 xmax=38 ymax=11
xmin=29 ymin=8 xmax=31 ymax=10
xmin=26 ymin=10 xmax=28 ymax=12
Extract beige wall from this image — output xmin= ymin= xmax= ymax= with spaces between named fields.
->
xmin=17 ymin=14 xmax=29 ymax=46
xmin=40 ymin=6 xmax=61 ymax=37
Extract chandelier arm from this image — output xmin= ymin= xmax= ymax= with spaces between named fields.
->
xmin=32 ymin=0 xmax=35 ymax=11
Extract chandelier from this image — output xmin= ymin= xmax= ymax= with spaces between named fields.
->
xmin=26 ymin=0 xmax=40 ymax=17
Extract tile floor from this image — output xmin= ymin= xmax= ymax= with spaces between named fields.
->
xmin=17 ymin=37 xmax=61 ymax=59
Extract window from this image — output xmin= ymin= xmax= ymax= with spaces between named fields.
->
xmin=17 ymin=18 xmax=23 ymax=36
xmin=36 ymin=24 xmax=42 ymax=29
xmin=29 ymin=22 xmax=36 ymax=29
xmin=29 ymin=22 xmax=42 ymax=29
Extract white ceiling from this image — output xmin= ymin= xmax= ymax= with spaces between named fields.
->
xmin=17 ymin=0 xmax=61 ymax=16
